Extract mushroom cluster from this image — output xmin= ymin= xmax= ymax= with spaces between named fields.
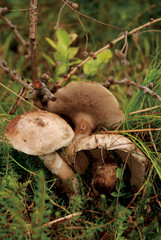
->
xmin=42 ymin=81 xmax=124 ymax=137
xmin=34 ymin=81 xmax=147 ymax=194
xmin=34 ymin=81 xmax=125 ymax=160
xmin=5 ymin=81 xmax=147 ymax=197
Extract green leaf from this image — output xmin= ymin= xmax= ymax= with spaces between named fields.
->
xmin=69 ymin=33 xmax=78 ymax=44
xmin=83 ymin=58 xmax=100 ymax=76
xmin=68 ymin=59 xmax=82 ymax=65
xmin=111 ymin=191 xmax=128 ymax=197
xmin=111 ymin=191 xmax=118 ymax=197
xmin=57 ymin=29 xmax=70 ymax=52
xmin=117 ymin=166 xmax=123 ymax=179
xmin=83 ymin=49 xmax=112 ymax=76
xmin=97 ymin=49 xmax=112 ymax=63
xmin=68 ymin=47 xmax=79 ymax=59
xmin=45 ymin=37 xmax=57 ymax=50
xmin=42 ymin=53 xmax=55 ymax=66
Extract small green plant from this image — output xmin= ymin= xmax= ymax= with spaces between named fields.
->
xmin=0 ymin=170 xmax=53 ymax=239
xmin=44 ymin=29 xmax=81 ymax=82
xmin=44 ymin=28 xmax=112 ymax=82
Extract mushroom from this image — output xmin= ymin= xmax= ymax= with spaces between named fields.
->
xmin=46 ymin=81 xmax=124 ymax=136
xmin=74 ymin=134 xmax=147 ymax=194
xmin=92 ymin=161 xmax=119 ymax=195
xmin=34 ymin=81 xmax=124 ymax=159
xmin=5 ymin=110 xmax=78 ymax=197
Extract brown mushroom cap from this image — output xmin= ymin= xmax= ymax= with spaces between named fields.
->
xmin=74 ymin=134 xmax=147 ymax=191
xmin=46 ymin=81 xmax=124 ymax=131
xmin=5 ymin=111 xmax=74 ymax=155
xmin=92 ymin=162 xmax=119 ymax=194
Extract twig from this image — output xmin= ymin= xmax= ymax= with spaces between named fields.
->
xmin=126 ymin=185 xmax=144 ymax=209
xmin=57 ymin=17 xmax=161 ymax=87
xmin=100 ymin=128 xmax=161 ymax=134
xmin=128 ymin=105 xmax=161 ymax=116
xmin=0 ymin=61 xmax=56 ymax=102
xmin=115 ymin=31 xmax=129 ymax=65
xmin=0 ymin=7 xmax=30 ymax=58
xmin=74 ymin=11 xmax=88 ymax=54
xmin=29 ymin=0 xmax=41 ymax=89
xmin=126 ymin=214 xmax=143 ymax=240
xmin=9 ymin=87 xmax=28 ymax=115
xmin=148 ymin=122 xmax=159 ymax=154
xmin=0 ymin=82 xmax=38 ymax=109
xmin=8 ymin=9 xmax=29 ymax=12
xmin=43 ymin=212 xmax=82 ymax=227
xmin=103 ymin=77 xmax=161 ymax=103
xmin=0 ymin=61 xmax=33 ymax=91
xmin=55 ymin=1 xmax=68 ymax=29
xmin=61 ymin=0 xmax=126 ymax=32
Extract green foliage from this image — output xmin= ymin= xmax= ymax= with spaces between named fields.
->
xmin=83 ymin=49 xmax=112 ymax=76
xmin=0 ymin=173 xmax=30 ymax=239
xmin=44 ymin=29 xmax=81 ymax=82
xmin=112 ymin=205 xmax=132 ymax=240
xmin=0 ymin=170 xmax=53 ymax=239
xmin=44 ymin=29 xmax=113 ymax=82
xmin=29 ymin=171 xmax=52 ymax=240
xmin=111 ymin=164 xmax=130 ymax=198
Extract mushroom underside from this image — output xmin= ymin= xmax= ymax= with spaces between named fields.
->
xmin=42 ymin=81 xmax=125 ymax=130
xmin=74 ymin=134 xmax=147 ymax=191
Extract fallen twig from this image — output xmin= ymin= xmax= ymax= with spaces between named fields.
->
xmin=43 ymin=212 xmax=82 ymax=227
xmin=103 ymin=77 xmax=161 ymax=103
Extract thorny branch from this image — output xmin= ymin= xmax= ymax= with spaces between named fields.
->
xmin=57 ymin=17 xmax=161 ymax=87
xmin=103 ymin=77 xmax=161 ymax=103
xmin=0 ymin=7 xmax=31 ymax=58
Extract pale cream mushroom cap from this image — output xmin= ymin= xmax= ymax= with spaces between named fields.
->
xmin=5 ymin=111 xmax=74 ymax=155
xmin=46 ymin=81 xmax=124 ymax=130
xmin=74 ymin=134 xmax=147 ymax=190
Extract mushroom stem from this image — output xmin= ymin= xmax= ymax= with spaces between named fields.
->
xmin=74 ymin=119 xmax=93 ymax=139
xmin=66 ymin=117 xmax=94 ymax=162
xmin=39 ymin=152 xmax=78 ymax=196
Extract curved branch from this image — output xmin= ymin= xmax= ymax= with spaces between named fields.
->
xmin=57 ymin=17 xmax=161 ymax=87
